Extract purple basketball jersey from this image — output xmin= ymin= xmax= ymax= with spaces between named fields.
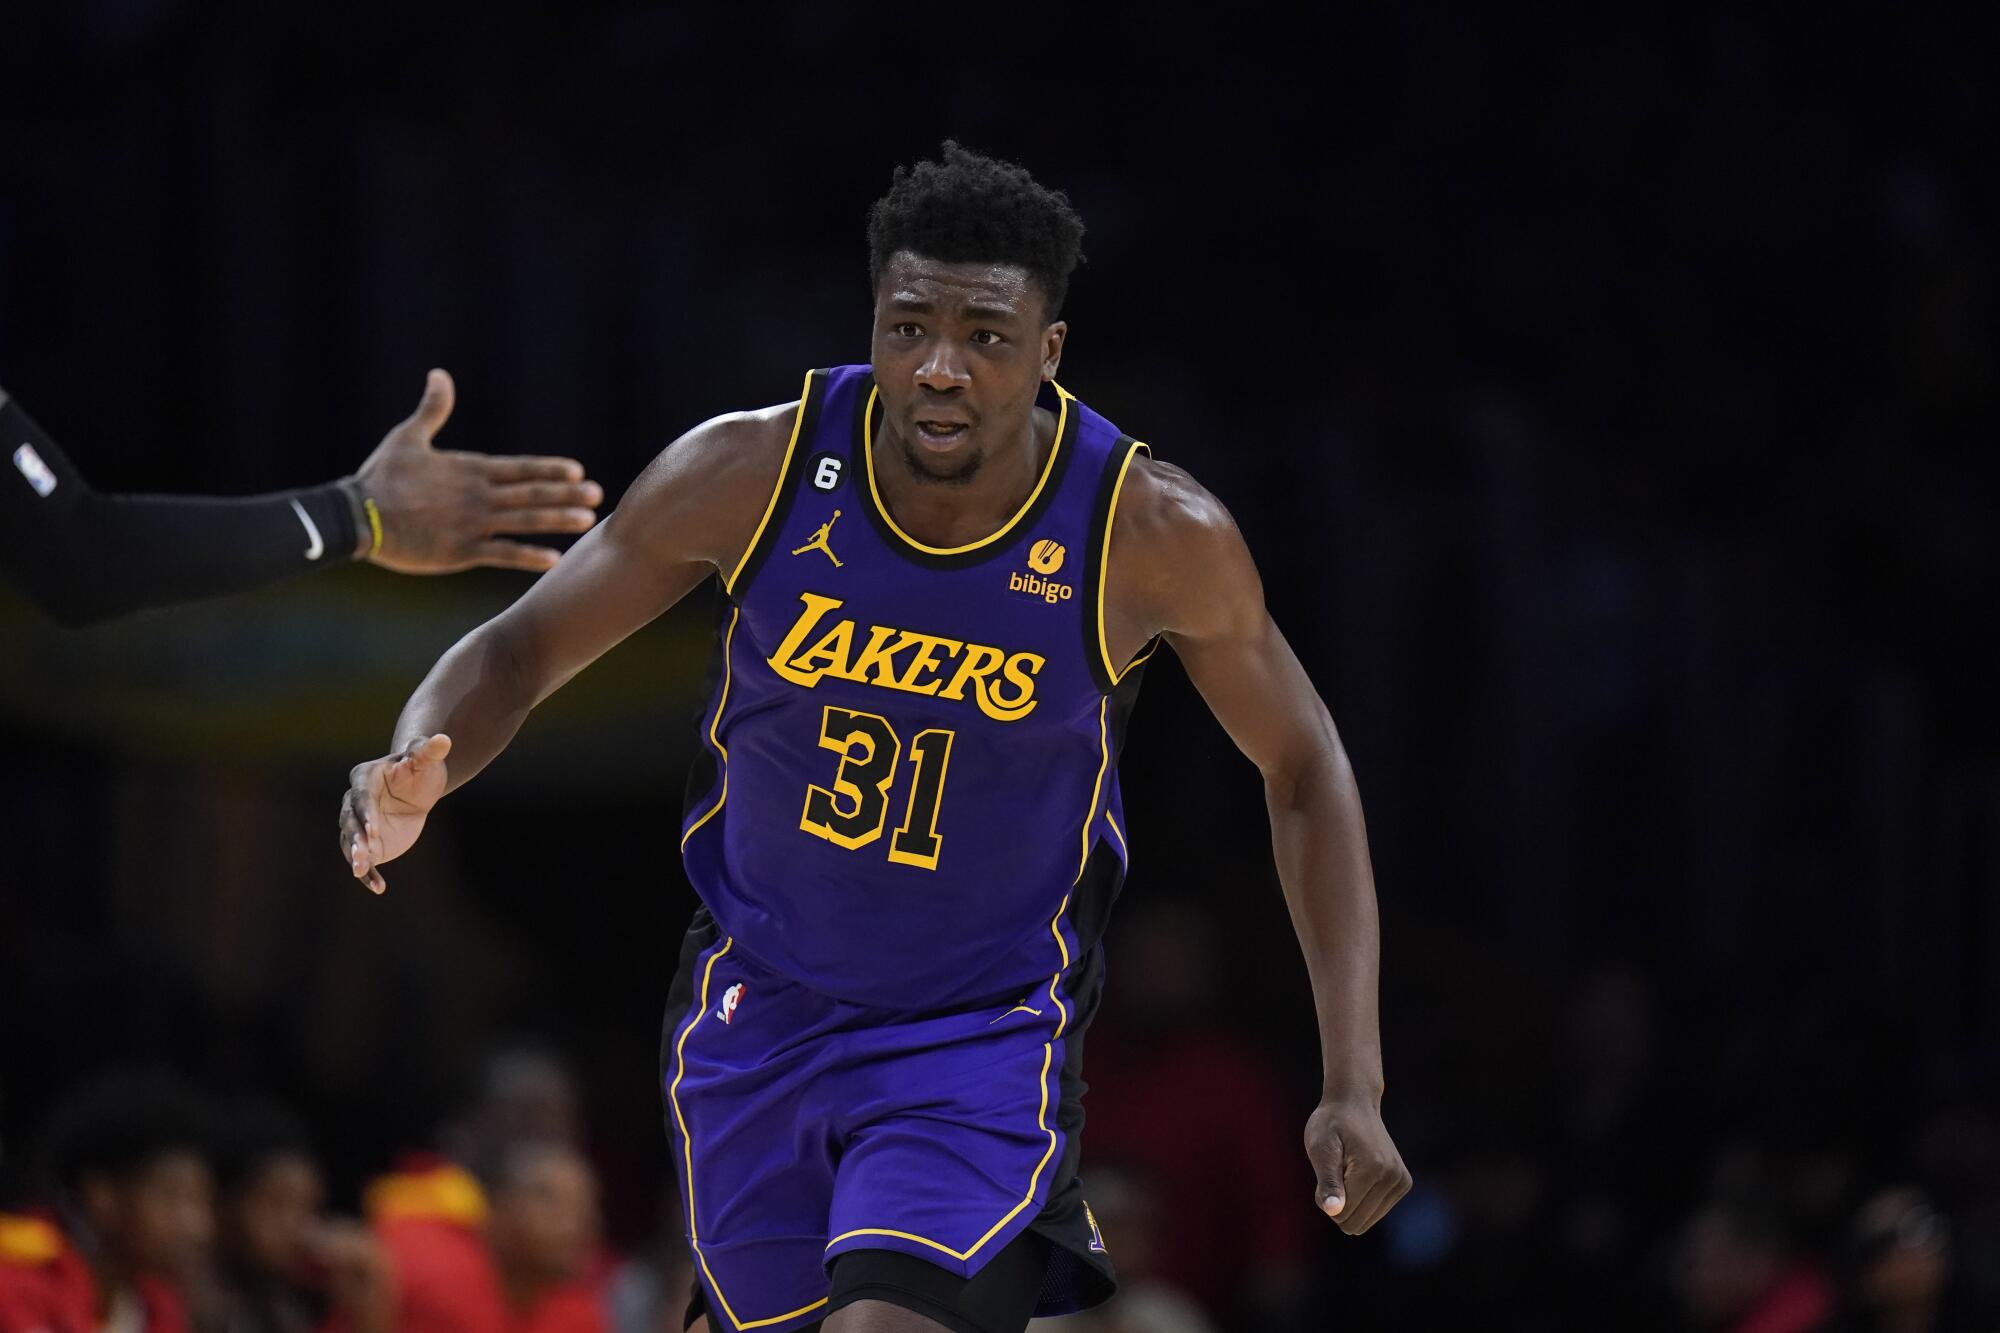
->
xmin=679 ymin=365 xmax=1153 ymax=1011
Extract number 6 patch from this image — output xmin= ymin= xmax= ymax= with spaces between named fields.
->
xmin=810 ymin=452 xmax=843 ymax=491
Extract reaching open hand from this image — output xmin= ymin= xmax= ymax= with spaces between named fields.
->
xmin=346 ymin=370 xmax=603 ymax=574
xmin=340 ymin=734 xmax=453 ymax=894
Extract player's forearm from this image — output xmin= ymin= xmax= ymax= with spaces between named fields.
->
xmin=2 ymin=390 xmax=360 ymax=626
xmin=1266 ymin=744 xmax=1385 ymax=1103
xmin=393 ymin=619 xmax=540 ymax=794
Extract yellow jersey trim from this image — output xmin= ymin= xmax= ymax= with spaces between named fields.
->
xmin=679 ymin=607 xmax=741 ymax=850
xmin=861 ymin=382 xmax=1071 ymax=556
xmin=1097 ymin=438 xmax=1153 ymax=686
xmin=1106 ymin=811 xmax=1129 ymax=860
xmin=825 ymin=893 xmax=1073 ymax=1264
xmin=669 ymin=938 xmax=832 ymax=1330
xmin=724 ymin=371 xmax=816 ymax=596
xmin=1075 ymin=696 xmax=1113 ymax=883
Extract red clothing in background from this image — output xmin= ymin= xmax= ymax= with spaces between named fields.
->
xmin=1732 ymin=1264 xmax=1834 ymax=1333
xmin=361 ymin=1163 xmax=602 ymax=1333
xmin=510 ymin=1285 xmax=602 ymax=1333
xmin=0 ymin=1214 xmax=187 ymax=1333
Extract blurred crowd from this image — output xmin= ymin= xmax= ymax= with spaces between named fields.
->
xmin=5 ymin=908 xmax=1999 ymax=1333
xmin=3 ymin=5 xmax=1997 ymax=1333
xmin=0 ymin=1052 xmax=676 ymax=1333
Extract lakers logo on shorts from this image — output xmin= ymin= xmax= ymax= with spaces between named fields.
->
xmin=1028 ymin=538 xmax=1065 ymax=574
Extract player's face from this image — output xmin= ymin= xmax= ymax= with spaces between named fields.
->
xmin=870 ymin=252 xmax=1066 ymax=483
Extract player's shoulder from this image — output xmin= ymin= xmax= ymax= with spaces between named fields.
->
xmin=1103 ymin=452 xmax=1261 ymax=638
xmin=653 ymin=399 xmax=799 ymax=488
xmin=1113 ymin=453 xmax=1243 ymax=565
xmin=613 ymin=397 xmax=801 ymax=569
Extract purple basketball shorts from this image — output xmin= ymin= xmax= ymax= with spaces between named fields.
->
xmin=659 ymin=909 xmax=1115 ymax=1332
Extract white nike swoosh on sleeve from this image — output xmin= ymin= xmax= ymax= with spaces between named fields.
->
xmin=290 ymin=498 xmax=325 ymax=560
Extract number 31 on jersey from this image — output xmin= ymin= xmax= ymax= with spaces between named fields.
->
xmin=799 ymin=706 xmax=954 ymax=870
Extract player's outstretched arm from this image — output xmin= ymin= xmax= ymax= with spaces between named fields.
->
xmin=0 ymin=371 xmax=602 ymax=627
xmin=1106 ymin=458 xmax=1412 ymax=1236
xmin=340 ymin=402 xmax=795 ymax=893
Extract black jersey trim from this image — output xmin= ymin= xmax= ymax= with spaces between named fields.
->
xmin=724 ymin=368 xmax=829 ymax=600
xmin=855 ymin=376 xmax=1080 ymax=571
xmin=1084 ymin=437 xmax=1159 ymax=693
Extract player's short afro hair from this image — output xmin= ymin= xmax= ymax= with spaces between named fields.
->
xmin=867 ymin=140 xmax=1087 ymax=321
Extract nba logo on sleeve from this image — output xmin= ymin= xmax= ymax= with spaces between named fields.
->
xmin=716 ymin=982 xmax=745 ymax=1024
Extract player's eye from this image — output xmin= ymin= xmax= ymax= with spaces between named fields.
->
xmin=972 ymin=330 xmax=1003 ymax=346
xmin=894 ymin=322 xmax=923 ymax=338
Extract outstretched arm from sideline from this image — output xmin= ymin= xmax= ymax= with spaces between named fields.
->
xmin=0 ymin=371 xmax=601 ymax=627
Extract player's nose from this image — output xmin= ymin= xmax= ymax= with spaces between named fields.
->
xmin=914 ymin=341 xmax=971 ymax=392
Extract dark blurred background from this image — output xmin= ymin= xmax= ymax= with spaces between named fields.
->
xmin=2 ymin=4 xmax=1995 ymax=1331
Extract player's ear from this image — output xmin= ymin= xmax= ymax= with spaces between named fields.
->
xmin=1041 ymin=320 xmax=1067 ymax=380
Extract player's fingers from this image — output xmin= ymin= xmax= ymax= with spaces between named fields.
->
xmin=1343 ymin=1160 xmax=1409 ymax=1235
xmin=487 ymin=506 xmax=598 ymax=536
xmin=403 ymin=368 xmax=455 ymax=439
xmin=1337 ymin=1169 xmax=1388 ymax=1235
xmin=489 ymin=479 xmax=604 ymax=511
xmin=349 ymin=777 xmax=386 ymax=854
xmin=480 ymin=454 xmax=587 ymax=484
xmin=469 ymin=539 xmax=562 ymax=573
xmin=364 ymin=865 xmax=387 ymax=895
xmin=338 ymin=799 xmax=368 ymax=876
xmin=1312 ymin=1120 xmax=1344 ymax=1216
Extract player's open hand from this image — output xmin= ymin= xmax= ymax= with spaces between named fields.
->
xmin=347 ymin=369 xmax=603 ymax=574
xmin=339 ymin=734 xmax=452 ymax=895
xmin=1305 ymin=1095 xmax=1411 ymax=1235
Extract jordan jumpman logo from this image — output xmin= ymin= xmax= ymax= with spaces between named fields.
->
xmin=791 ymin=510 xmax=843 ymax=567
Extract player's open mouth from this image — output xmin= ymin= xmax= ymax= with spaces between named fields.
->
xmin=913 ymin=420 xmax=970 ymax=450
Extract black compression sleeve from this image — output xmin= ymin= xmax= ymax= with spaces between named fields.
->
xmin=0 ymin=388 xmax=361 ymax=627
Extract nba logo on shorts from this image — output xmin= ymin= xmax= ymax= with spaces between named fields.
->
xmin=717 ymin=983 xmax=744 ymax=1024
xmin=1083 ymin=1199 xmax=1107 ymax=1254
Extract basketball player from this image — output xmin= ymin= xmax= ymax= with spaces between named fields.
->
xmin=338 ymin=142 xmax=1409 ymax=1332
xmin=0 ymin=370 xmax=602 ymax=626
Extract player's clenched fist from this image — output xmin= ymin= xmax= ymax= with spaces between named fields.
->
xmin=339 ymin=734 xmax=453 ymax=895
xmin=1306 ymin=1096 xmax=1413 ymax=1236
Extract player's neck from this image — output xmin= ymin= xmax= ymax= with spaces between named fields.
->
xmin=873 ymin=405 xmax=1056 ymax=549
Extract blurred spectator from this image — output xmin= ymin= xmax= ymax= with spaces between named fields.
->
xmin=481 ymin=1142 xmax=603 ymax=1333
xmin=1907 ymin=1109 xmax=2000 ymax=1320
xmin=196 ymin=1102 xmax=388 ymax=1333
xmin=1823 ymin=1187 xmax=1972 ymax=1333
xmin=363 ymin=1155 xmax=508 ymax=1333
xmin=361 ymin=1142 xmax=604 ymax=1333
xmin=1086 ymin=901 xmax=1313 ymax=1323
xmin=0 ymin=1072 xmax=212 ymax=1333
xmin=441 ymin=1050 xmax=585 ymax=1171
xmin=1676 ymin=1196 xmax=1833 ymax=1333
